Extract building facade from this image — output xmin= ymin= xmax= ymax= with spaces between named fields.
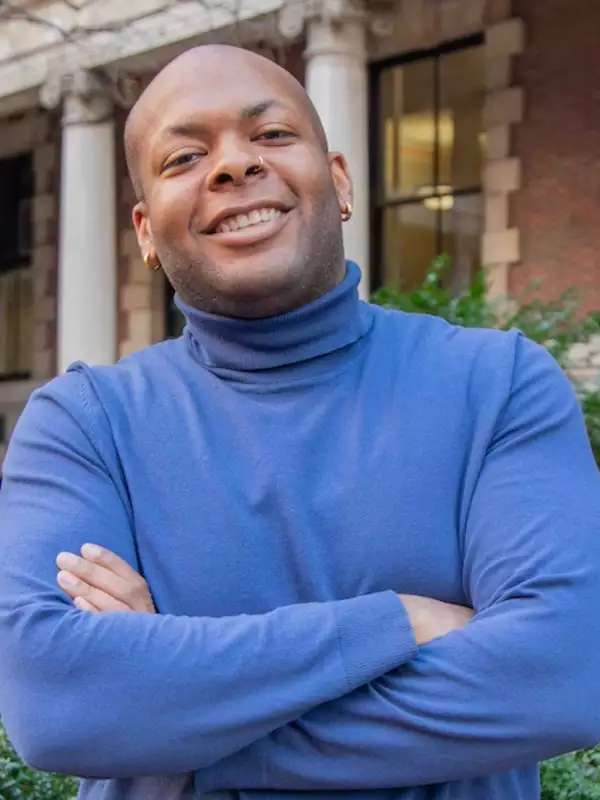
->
xmin=1 ymin=0 xmax=599 ymax=461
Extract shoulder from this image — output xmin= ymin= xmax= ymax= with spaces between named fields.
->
xmin=64 ymin=337 xmax=184 ymax=411
xmin=18 ymin=339 xmax=184 ymax=447
xmin=367 ymin=302 xmax=570 ymax=420
xmin=368 ymin=301 xmax=522 ymax=377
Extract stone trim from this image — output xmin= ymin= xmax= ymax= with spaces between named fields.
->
xmin=0 ymin=0 xmax=286 ymax=113
xmin=481 ymin=12 xmax=524 ymax=300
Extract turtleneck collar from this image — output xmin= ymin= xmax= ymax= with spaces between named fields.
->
xmin=174 ymin=260 xmax=373 ymax=373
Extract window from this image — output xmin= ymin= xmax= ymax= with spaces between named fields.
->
xmin=371 ymin=36 xmax=485 ymax=293
xmin=0 ymin=153 xmax=34 ymax=379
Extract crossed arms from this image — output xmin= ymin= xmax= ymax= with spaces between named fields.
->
xmin=1 ymin=333 xmax=600 ymax=789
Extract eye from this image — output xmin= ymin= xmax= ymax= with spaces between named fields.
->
xmin=256 ymin=129 xmax=296 ymax=142
xmin=163 ymin=151 xmax=203 ymax=172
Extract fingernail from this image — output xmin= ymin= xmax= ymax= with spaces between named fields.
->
xmin=81 ymin=544 xmax=102 ymax=559
xmin=57 ymin=552 xmax=78 ymax=569
xmin=58 ymin=571 xmax=78 ymax=588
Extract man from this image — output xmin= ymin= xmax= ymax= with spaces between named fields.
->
xmin=1 ymin=44 xmax=599 ymax=800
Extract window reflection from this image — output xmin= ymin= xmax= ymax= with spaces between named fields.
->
xmin=375 ymin=39 xmax=484 ymax=292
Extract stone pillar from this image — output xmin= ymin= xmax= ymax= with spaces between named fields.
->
xmin=304 ymin=1 xmax=370 ymax=298
xmin=42 ymin=70 xmax=117 ymax=372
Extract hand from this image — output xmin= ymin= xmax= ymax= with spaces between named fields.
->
xmin=56 ymin=543 xmax=156 ymax=614
xmin=398 ymin=593 xmax=474 ymax=645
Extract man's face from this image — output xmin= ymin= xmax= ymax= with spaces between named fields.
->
xmin=131 ymin=51 xmax=352 ymax=317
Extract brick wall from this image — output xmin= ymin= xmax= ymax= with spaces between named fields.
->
xmin=510 ymin=0 xmax=600 ymax=316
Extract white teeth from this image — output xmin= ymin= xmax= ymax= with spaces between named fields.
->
xmin=214 ymin=207 xmax=284 ymax=234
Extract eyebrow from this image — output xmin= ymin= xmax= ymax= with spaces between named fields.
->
xmin=157 ymin=99 xmax=287 ymax=144
xmin=240 ymin=99 xmax=286 ymax=118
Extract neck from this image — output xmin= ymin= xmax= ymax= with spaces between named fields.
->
xmin=173 ymin=258 xmax=346 ymax=319
xmin=174 ymin=259 xmax=373 ymax=374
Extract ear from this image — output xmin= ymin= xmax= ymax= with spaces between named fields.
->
xmin=327 ymin=152 xmax=353 ymax=214
xmin=132 ymin=201 xmax=155 ymax=262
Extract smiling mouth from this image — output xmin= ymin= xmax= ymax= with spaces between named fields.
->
xmin=209 ymin=207 xmax=287 ymax=235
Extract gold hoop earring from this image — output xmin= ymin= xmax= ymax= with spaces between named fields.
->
xmin=341 ymin=201 xmax=353 ymax=222
xmin=144 ymin=253 xmax=161 ymax=272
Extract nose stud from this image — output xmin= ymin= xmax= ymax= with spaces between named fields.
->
xmin=247 ymin=155 xmax=265 ymax=177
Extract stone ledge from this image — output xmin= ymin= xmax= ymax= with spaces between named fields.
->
xmin=485 ymin=125 xmax=510 ymax=160
xmin=484 ymin=157 xmax=521 ymax=193
xmin=119 ymin=228 xmax=140 ymax=258
xmin=483 ymin=262 xmax=509 ymax=299
xmin=485 ymin=56 xmax=511 ymax=91
xmin=127 ymin=308 xmax=154 ymax=349
xmin=485 ymin=193 xmax=509 ymax=233
xmin=485 ymin=18 xmax=525 ymax=60
xmin=121 ymin=283 xmax=152 ymax=311
xmin=484 ymin=87 xmax=524 ymax=127
xmin=482 ymin=228 xmax=520 ymax=265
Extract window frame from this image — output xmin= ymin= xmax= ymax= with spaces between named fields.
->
xmin=369 ymin=33 xmax=485 ymax=292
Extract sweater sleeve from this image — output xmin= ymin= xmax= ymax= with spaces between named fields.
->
xmin=195 ymin=333 xmax=600 ymax=792
xmin=0 ymin=371 xmax=417 ymax=779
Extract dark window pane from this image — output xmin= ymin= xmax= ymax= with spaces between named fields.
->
xmin=0 ymin=154 xmax=33 ymax=270
xmin=438 ymin=46 xmax=485 ymax=191
xmin=379 ymin=60 xmax=435 ymax=201
xmin=382 ymin=202 xmax=437 ymax=290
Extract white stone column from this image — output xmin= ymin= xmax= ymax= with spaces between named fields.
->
xmin=43 ymin=71 xmax=117 ymax=372
xmin=304 ymin=1 xmax=370 ymax=298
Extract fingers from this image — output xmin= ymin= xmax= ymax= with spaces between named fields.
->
xmin=80 ymin=543 xmax=144 ymax=584
xmin=57 ymin=569 xmax=131 ymax=612
xmin=56 ymin=550 xmax=135 ymax=607
xmin=74 ymin=596 xmax=101 ymax=613
xmin=55 ymin=545 xmax=157 ymax=614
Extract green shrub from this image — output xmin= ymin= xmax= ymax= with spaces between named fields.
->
xmin=0 ymin=721 xmax=78 ymax=799
xmin=541 ymin=748 xmax=600 ymax=800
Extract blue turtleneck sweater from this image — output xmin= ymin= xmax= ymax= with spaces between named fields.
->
xmin=1 ymin=261 xmax=600 ymax=800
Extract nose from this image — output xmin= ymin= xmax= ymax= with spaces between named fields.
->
xmin=207 ymin=142 xmax=266 ymax=190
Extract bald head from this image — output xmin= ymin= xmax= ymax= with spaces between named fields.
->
xmin=124 ymin=44 xmax=328 ymax=200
